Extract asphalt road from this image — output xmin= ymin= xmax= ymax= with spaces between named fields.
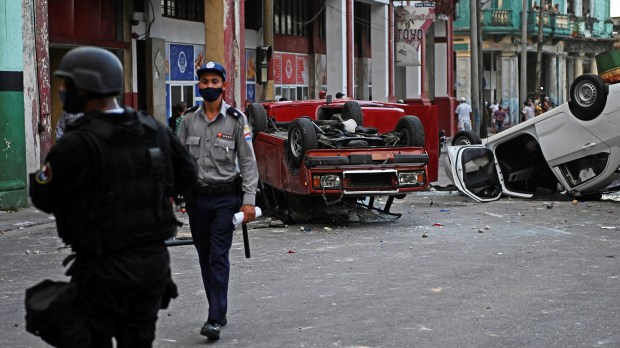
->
xmin=1 ymin=165 xmax=620 ymax=347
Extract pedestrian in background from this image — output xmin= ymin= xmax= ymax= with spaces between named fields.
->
xmin=522 ymin=100 xmax=535 ymax=121
xmin=177 ymin=61 xmax=259 ymax=341
xmin=168 ymin=101 xmax=187 ymax=134
xmin=455 ymin=96 xmax=473 ymax=131
xmin=492 ymin=105 xmax=507 ymax=132
xmin=29 ymin=46 xmax=198 ymax=347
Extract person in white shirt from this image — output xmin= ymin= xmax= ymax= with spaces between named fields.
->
xmin=522 ymin=101 xmax=536 ymax=121
xmin=455 ymin=97 xmax=473 ymax=131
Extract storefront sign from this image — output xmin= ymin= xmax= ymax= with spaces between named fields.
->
xmin=394 ymin=2 xmax=435 ymax=67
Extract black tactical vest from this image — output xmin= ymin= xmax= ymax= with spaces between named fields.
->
xmin=57 ymin=108 xmax=177 ymax=254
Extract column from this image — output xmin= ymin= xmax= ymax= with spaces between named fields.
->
xmin=557 ymin=53 xmax=567 ymax=105
xmin=590 ymin=55 xmax=598 ymax=74
xmin=546 ymin=54 xmax=557 ymax=106
xmin=326 ymin=0 xmax=347 ymax=97
xmin=434 ymin=20 xmax=449 ymax=99
xmin=500 ymin=52 xmax=519 ymax=125
xmin=567 ymin=55 xmax=575 ymax=88
xmin=370 ymin=3 xmax=388 ymax=101
xmin=575 ymin=53 xmax=584 ymax=77
xmin=454 ymin=52 xmax=471 ymax=103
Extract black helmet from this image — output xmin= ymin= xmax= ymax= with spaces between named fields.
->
xmin=54 ymin=46 xmax=123 ymax=96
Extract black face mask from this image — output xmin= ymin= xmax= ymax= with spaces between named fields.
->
xmin=61 ymin=80 xmax=86 ymax=114
xmin=199 ymin=87 xmax=223 ymax=102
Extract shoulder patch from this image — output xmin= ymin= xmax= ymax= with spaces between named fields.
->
xmin=243 ymin=124 xmax=252 ymax=141
xmin=226 ymin=107 xmax=242 ymax=119
xmin=35 ymin=162 xmax=53 ymax=184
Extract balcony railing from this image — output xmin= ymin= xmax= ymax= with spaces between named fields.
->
xmin=465 ymin=8 xmax=611 ymax=40
xmin=482 ymin=9 xmax=514 ymax=29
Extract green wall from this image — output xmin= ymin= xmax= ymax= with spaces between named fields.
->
xmin=0 ymin=1 xmax=27 ymax=209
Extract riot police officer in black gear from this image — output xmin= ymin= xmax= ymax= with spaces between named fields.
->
xmin=29 ymin=46 xmax=198 ymax=348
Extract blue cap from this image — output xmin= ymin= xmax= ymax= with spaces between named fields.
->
xmin=196 ymin=61 xmax=226 ymax=81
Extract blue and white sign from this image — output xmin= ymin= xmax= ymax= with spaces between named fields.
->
xmin=170 ymin=44 xmax=195 ymax=81
xmin=247 ymin=84 xmax=255 ymax=102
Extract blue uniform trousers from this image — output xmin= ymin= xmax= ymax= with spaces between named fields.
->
xmin=187 ymin=193 xmax=240 ymax=324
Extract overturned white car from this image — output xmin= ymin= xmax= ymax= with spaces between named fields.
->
xmin=446 ymin=73 xmax=620 ymax=202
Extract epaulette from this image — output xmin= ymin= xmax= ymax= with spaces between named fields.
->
xmin=226 ymin=107 xmax=242 ymax=119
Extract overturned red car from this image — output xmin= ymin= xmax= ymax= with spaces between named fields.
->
xmin=245 ymin=99 xmax=438 ymax=223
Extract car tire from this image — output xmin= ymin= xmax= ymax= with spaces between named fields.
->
xmin=451 ymin=130 xmax=482 ymax=146
xmin=246 ymin=103 xmax=269 ymax=135
xmin=287 ymin=117 xmax=317 ymax=167
xmin=568 ymin=73 xmax=608 ymax=121
xmin=394 ymin=115 xmax=425 ymax=147
xmin=341 ymin=101 xmax=364 ymax=126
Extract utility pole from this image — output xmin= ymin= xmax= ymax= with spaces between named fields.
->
xmin=520 ymin=0 xmax=528 ymax=124
xmin=263 ymin=0 xmax=274 ymax=100
xmin=470 ymin=0 xmax=480 ymax=134
xmin=478 ymin=1 xmax=486 ymax=138
xmin=534 ymin=0 xmax=544 ymax=101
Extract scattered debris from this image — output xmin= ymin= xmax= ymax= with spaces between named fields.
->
xmin=422 ymin=233 xmax=428 ymax=238
xmin=323 ymin=227 xmax=332 ymax=232
xmin=478 ymin=229 xmax=484 ymax=233
xmin=288 ymin=250 xmax=296 ymax=254
xmin=431 ymin=287 xmax=442 ymax=293
xmin=432 ymin=223 xmax=443 ymax=227
xmin=601 ymin=226 xmax=616 ymax=229
xmin=572 ymin=199 xmax=578 ymax=205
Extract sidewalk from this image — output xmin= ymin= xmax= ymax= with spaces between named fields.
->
xmin=0 ymin=205 xmax=55 ymax=233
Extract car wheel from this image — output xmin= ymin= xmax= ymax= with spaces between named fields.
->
xmin=569 ymin=73 xmax=608 ymax=121
xmin=451 ymin=130 xmax=482 ymax=146
xmin=287 ymin=118 xmax=317 ymax=167
xmin=394 ymin=115 xmax=425 ymax=147
xmin=246 ymin=103 xmax=268 ymax=135
xmin=341 ymin=101 xmax=364 ymax=126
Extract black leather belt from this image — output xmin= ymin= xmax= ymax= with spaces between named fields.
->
xmin=193 ymin=180 xmax=239 ymax=196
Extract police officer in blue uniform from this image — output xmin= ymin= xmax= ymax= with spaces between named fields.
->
xmin=178 ymin=61 xmax=259 ymax=340
xmin=29 ymin=46 xmax=198 ymax=347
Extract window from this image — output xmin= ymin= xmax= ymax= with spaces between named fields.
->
xmin=274 ymin=0 xmax=309 ymax=36
xmin=161 ymin=0 xmax=204 ymax=21
xmin=245 ymin=0 xmax=262 ymax=30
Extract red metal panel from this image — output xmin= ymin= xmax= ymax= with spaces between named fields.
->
xmin=49 ymin=0 xmax=121 ymax=45
xmin=48 ymin=0 xmax=74 ymax=38
xmin=75 ymin=1 xmax=102 ymax=39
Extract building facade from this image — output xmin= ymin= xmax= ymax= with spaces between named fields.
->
xmin=2 ymin=0 xmax=457 ymax=209
xmin=454 ymin=0 xmax=614 ymax=125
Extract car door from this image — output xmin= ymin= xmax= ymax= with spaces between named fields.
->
xmin=447 ymin=146 xmax=502 ymax=202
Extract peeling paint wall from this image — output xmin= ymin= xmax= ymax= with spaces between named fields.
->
xmin=22 ymin=0 xmax=40 ymax=174
xmin=34 ymin=0 xmax=51 ymax=163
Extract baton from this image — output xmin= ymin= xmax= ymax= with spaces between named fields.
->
xmin=242 ymin=222 xmax=251 ymax=258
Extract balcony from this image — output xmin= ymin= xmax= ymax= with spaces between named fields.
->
xmin=481 ymin=9 xmax=516 ymax=33
xmin=458 ymin=7 xmax=612 ymax=41
xmin=527 ymin=11 xmax=572 ymax=37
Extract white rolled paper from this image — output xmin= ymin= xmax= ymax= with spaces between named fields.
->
xmin=232 ymin=206 xmax=262 ymax=225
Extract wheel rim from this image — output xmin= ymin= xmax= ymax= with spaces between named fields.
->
xmin=575 ymin=81 xmax=597 ymax=107
xmin=454 ymin=136 xmax=472 ymax=145
xmin=290 ymin=128 xmax=303 ymax=157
